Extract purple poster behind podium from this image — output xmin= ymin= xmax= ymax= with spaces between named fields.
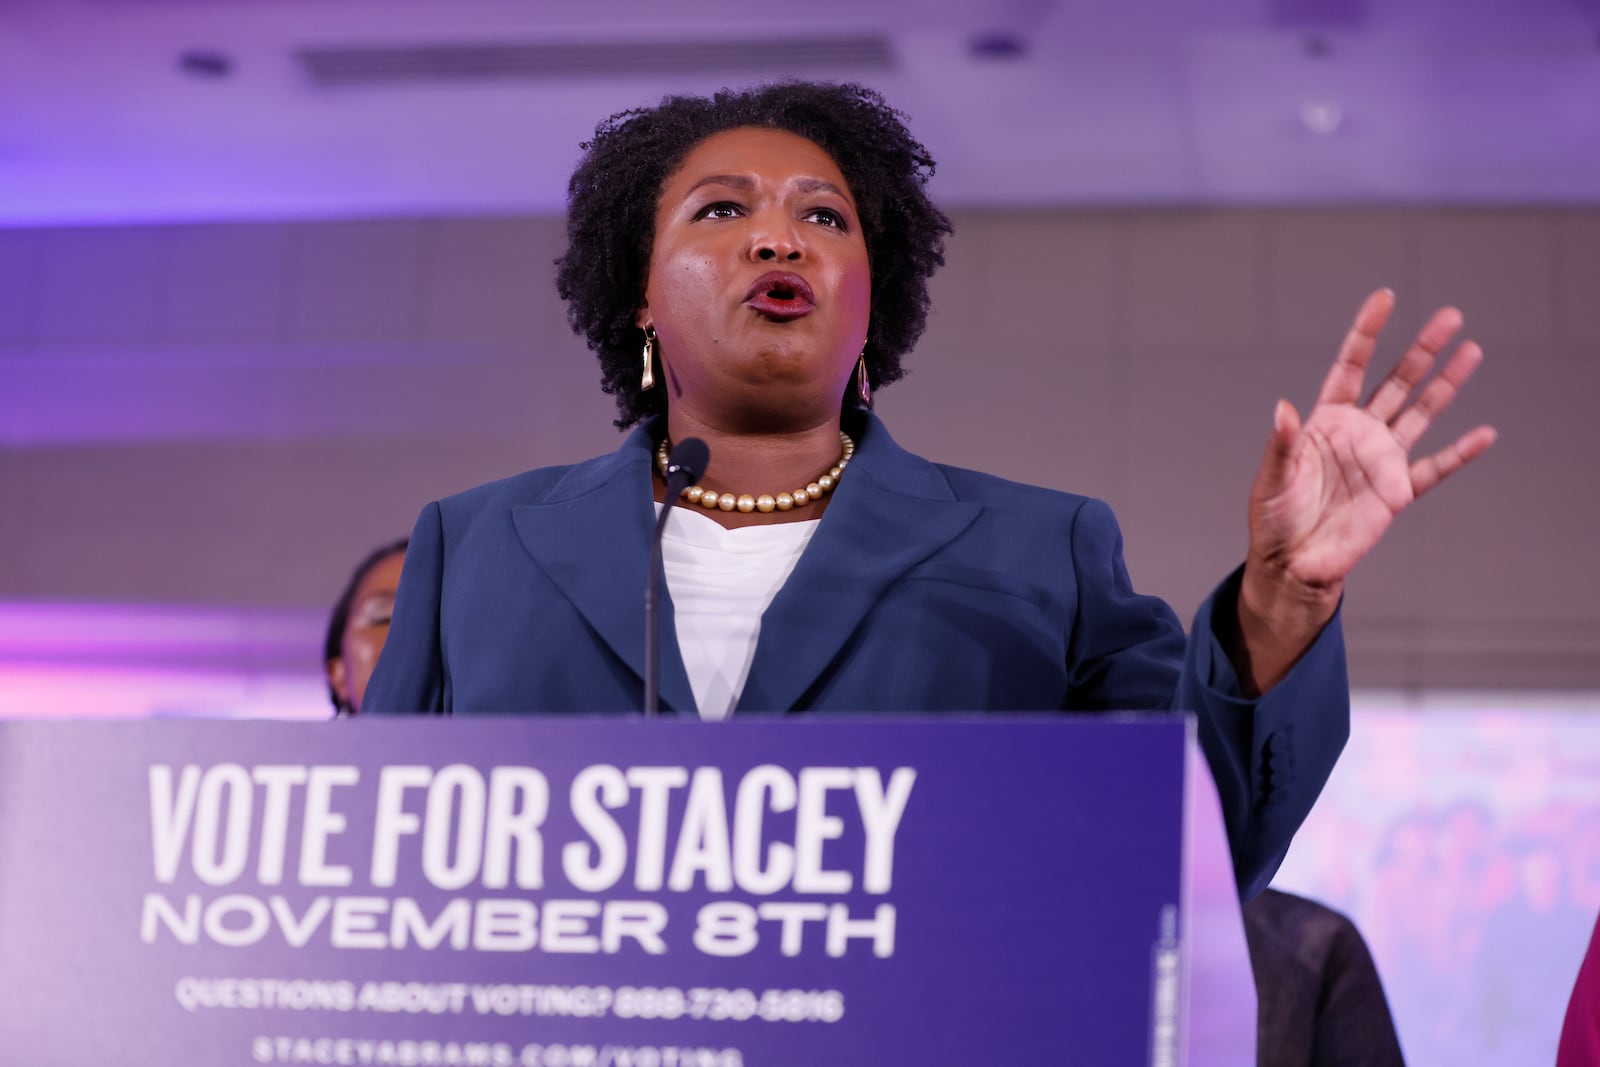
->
xmin=0 ymin=716 xmax=1251 ymax=1065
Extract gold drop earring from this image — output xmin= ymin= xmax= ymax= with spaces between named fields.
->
xmin=856 ymin=352 xmax=871 ymax=405
xmin=641 ymin=327 xmax=657 ymax=391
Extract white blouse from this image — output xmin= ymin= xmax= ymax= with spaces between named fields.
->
xmin=655 ymin=503 xmax=821 ymax=720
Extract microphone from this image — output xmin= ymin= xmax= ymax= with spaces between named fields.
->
xmin=645 ymin=437 xmax=709 ymax=716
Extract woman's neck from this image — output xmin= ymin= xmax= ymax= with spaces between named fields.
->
xmin=654 ymin=411 xmax=850 ymax=529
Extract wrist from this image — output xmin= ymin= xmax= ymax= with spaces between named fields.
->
xmin=1239 ymin=557 xmax=1343 ymax=634
xmin=1231 ymin=559 xmax=1342 ymax=696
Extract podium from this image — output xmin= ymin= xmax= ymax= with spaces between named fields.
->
xmin=0 ymin=716 xmax=1255 ymax=1064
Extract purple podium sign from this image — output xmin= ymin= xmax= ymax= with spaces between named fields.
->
xmin=0 ymin=717 xmax=1254 ymax=1065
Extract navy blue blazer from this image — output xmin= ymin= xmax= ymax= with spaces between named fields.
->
xmin=364 ymin=413 xmax=1349 ymax=898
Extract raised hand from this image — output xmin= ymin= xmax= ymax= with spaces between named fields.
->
xmin=1233 ymin=288 xmax=1497 ymax=692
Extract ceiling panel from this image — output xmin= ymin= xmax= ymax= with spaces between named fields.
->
xmin=0 ymin=0 xmax=1595 ymax=222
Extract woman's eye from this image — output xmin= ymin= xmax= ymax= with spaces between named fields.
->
xmin=806 ymin=208 xmax=846 ymax=229
xmin=695 ymin=201 xmax=743 ymax=220
xmin=354 ymin=598 xmax=395 ymax=627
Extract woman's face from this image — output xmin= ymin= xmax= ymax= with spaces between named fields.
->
xmin=639 ymin=126 xmax=871 ymax=432
xmin=328 ymin=550 xmax=404 ymax=715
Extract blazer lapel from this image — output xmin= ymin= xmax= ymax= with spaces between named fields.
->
xmin=736 ymin=415 xmax=982 ymax=714
xmin=511 ymin=424 xmax=697 ymax=715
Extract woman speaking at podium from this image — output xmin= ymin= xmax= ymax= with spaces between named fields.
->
xmin=363 ymin=82 xmax=1494 ymax=897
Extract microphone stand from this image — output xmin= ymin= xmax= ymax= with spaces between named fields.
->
xmin=645 ymin=438 xmax=708 ymax=716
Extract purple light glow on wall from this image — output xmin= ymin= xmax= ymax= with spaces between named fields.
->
xmin=0 ymin=601 xmax=328 ymax=719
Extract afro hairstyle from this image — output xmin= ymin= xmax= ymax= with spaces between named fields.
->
xmin=554 ymin=81 xmax=953 ymax=428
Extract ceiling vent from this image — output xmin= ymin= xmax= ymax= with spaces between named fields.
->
xmin=298 ymin=36 xmax=895 ymax=88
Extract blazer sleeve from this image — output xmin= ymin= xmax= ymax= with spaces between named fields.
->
xmin=1064 ymin=497 xmax=1349 ymax=900
xmin=362 ymin=501 xmax=450 ymax=715
xmin=1187 ymin=568 xmax=1349 ymax=900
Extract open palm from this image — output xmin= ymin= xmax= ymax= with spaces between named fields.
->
xmin=1248 ymin=289 xmax=1498 ymax=591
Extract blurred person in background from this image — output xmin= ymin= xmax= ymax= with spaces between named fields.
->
xmin=1560 ymin=911 xmax=1600 ymax=1066
xmin=324 ymin=539 xmax=407 ymax=717
xmin=1244 ymin=887 xmax=1405 ymax=1066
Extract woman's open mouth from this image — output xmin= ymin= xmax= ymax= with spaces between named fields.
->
xmin=743 ymin=271 xmax=816 ymax=320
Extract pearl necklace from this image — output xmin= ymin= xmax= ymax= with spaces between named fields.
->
xmin=655 ymin=431 xmax=856 ymax=514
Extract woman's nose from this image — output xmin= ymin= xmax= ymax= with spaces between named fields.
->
xmin=749 ymin=214 xmax=803 ymax=262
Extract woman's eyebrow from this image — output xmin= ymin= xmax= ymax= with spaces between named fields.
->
xmin=681 ymin=174 xmax=848 ymax=199
xmin=684 ymin=173 xmax=754 ymax=196
xmin=794 ymin=177 xmax=848 ymax=199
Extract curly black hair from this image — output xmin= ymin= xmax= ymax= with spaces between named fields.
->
xmin=555 ymin=81 xmax=953 ymax=428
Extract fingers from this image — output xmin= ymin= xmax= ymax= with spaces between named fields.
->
xmin=1390 ymin=339 xmax=1485 ymax=450
xmin=1365 ymin=306 xmax=1464 ymax=422
xmin=1316 ymin=288 xmax=1396 ymax=407
xmin=1410 ymin=425 xmax=1498 ymax=498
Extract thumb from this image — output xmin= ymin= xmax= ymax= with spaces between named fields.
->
xmin=1256 ymin=399 xmax=1302 ymax=492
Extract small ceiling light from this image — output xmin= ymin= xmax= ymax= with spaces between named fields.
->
xmin=969 ymin=33 xmax=1026 ymax=61
xmin=1299 ymin=100 xmax=1344 ymax=134
xmin=178 ymin=50 xmax=234 ymax=80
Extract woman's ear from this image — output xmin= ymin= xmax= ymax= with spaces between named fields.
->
xmin=635 ymin=306 xmax=651 ymax=331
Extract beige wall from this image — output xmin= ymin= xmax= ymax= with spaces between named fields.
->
xmin=1 ymin=208 xmax=1594 ymax=688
